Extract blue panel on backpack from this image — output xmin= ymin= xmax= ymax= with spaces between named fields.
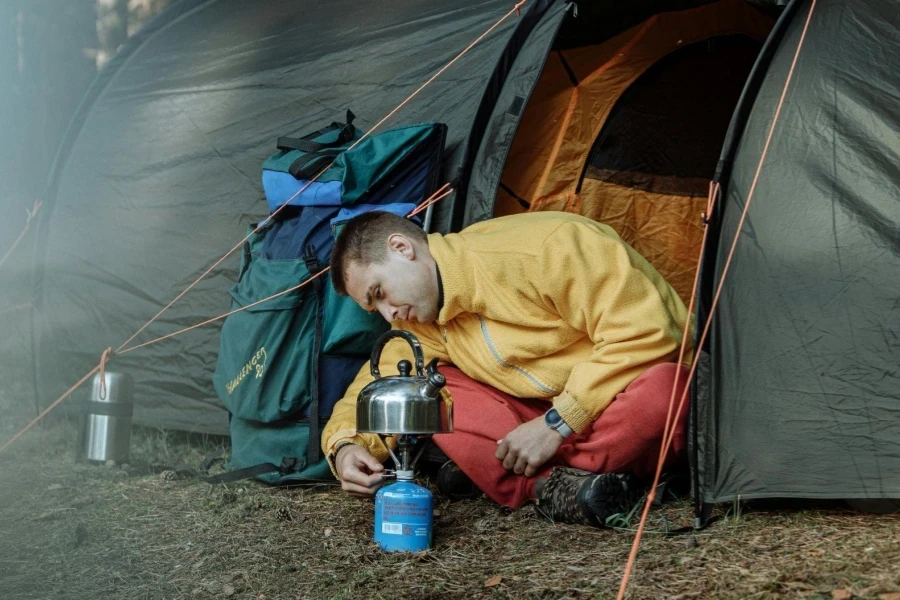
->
xmin=364 ymin=145 xmax=433 ymax=207
xmin=262 ymin=170 xmax=343 ymax=210
xmin=305 ymin=355 xmax=368 ymax=420
xmin=261 ymin=206 xmax=338 ymax=263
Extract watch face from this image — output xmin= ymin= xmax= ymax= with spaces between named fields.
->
xmin=545 ymin=408 xmax=562 ymax=428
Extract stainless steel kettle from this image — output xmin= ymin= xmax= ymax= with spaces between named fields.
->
xmin=356 ymin=330 xmax=452 ymax=435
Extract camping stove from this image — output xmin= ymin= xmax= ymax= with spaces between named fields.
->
xmin=355 ymin=330 xmax=453 ymax=552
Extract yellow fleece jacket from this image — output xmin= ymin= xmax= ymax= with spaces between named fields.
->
xmin=322 ymin=211 xmax=692 ymax=468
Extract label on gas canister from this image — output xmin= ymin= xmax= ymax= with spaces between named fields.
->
xmin=381 ymin=522 xmax=429 ymax=536
xmin=381 ymin=499 xmax=429 ymax=535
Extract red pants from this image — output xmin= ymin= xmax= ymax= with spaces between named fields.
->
xmin=431 ymin=364 xmax=690 ymax=509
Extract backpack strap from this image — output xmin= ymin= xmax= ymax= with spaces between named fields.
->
xmin=304 ymin=246 xmax=324 ymax=469
xmin=205 ymin=456 xmax=303 ymax=484
xmin=276 ymin=109 xmax=357 ymax=153
xmin=288 ymin=148 xmax=343 ymax=180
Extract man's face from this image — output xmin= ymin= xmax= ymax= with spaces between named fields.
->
xmin=344 ymin=234 xmax=439 ymax=324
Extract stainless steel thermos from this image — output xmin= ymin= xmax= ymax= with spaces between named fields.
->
xmin=82 ymin=371 xmax=134 ymax=463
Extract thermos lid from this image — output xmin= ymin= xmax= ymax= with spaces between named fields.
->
xmin=90 ymin=372 xmax=135 ymax=404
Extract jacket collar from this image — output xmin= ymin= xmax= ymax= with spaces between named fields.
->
xmin=427 ymin=233 xmax=471 ymax=325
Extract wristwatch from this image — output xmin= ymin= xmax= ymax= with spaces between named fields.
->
xmin=544 ymin=407 xmax=574 ymax=439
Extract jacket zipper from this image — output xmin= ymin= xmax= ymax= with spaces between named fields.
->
xmin=477 ymin=316 xmax=560 ymax=395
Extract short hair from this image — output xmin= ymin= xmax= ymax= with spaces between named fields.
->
xmin=330 ymin=211 xmax=426 ymax=295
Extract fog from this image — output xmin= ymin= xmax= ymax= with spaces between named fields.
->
xmin=0 ymin=0 xmax=172 ymax=418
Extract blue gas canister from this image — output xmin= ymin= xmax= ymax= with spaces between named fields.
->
xmin=374 ymin=474 xmax=433 ymax=552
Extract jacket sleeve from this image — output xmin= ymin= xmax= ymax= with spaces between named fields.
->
xmin=321 ymin=321 xmax=451 ymax=475
xmin=540 ymin=222 xmax=692 ymax=434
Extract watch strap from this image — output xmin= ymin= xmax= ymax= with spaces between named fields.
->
xmin=329 ymin=440 xmax=357 ymax=472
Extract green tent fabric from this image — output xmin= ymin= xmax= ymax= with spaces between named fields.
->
xmin=692 ymin=0 xmax=900 ymax=504
xmin=34 ymin=0 xmax=531 ymax=435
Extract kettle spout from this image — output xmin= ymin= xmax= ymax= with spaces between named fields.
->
xmin=422 ymin=372 xmax=446 ymax=400
xmin=421 ymin=358 xmax=446 ymax=400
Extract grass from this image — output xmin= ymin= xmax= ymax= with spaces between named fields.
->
xmin=0 ymin=414 xmax=899 ymax=599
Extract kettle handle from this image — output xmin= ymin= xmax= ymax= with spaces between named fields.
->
xmin=369 ymin=330 xmax=425 ymax=379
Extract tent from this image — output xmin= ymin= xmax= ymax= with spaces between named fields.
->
xmin=31 ymin=0 xmax=899 ymax=511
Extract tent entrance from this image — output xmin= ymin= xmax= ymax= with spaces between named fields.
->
xmin=580 ymin=34 xmax=762 ymax=198
xmin=494 ymin=0 xmax=772 ymax=302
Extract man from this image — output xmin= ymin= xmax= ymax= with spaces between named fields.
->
xmin=321 ymin=210 xmax=692 ymax=527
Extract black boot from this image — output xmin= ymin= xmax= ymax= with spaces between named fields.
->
xmin=436 ymin=460 xmax=482 ymax=501
xmin=535 ymin=467 xmax=642 ymax=527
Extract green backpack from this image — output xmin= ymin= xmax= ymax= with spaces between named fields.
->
xmin=211 ymin=118 xmax=446 ymax=484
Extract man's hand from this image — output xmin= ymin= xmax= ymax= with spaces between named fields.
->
xmin=495 ymin=415 xmax=564 ymax=477
xmin=335 ymin=444 xmax=386 ymax=498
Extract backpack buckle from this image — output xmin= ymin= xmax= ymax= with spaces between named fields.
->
xmin=279 ymin=457 xmax=303 ymax=475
